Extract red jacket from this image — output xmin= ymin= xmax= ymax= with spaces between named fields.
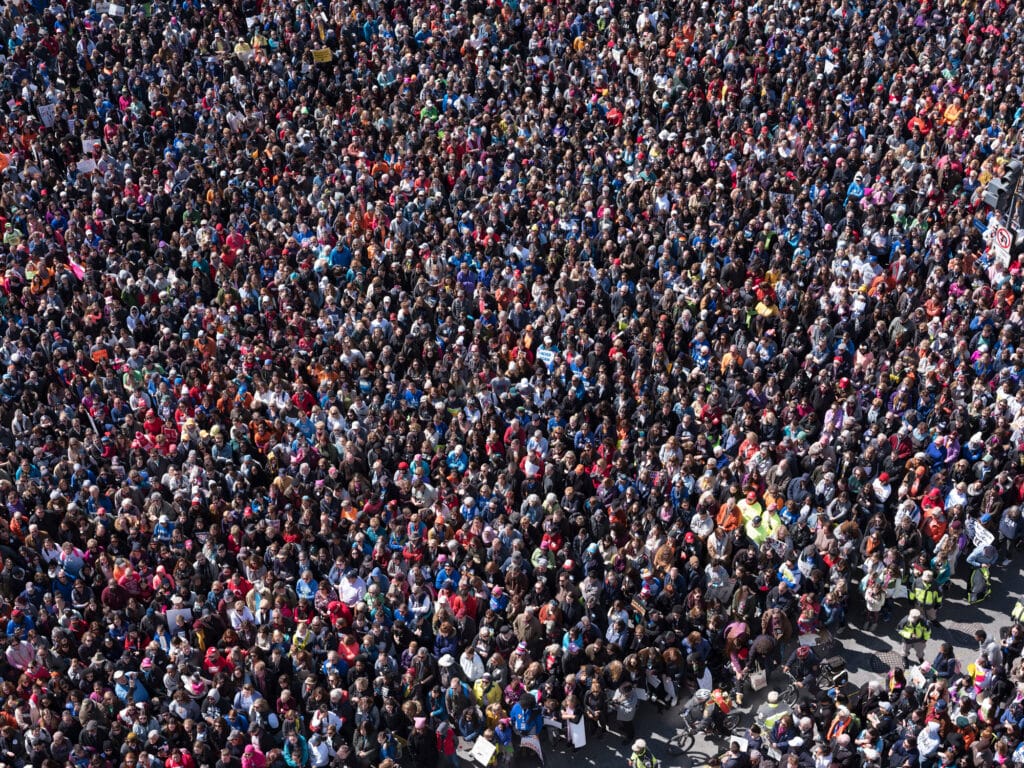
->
xmin=166 ymin=751 xmax=196 ymax=768
xmin=436 ymin=726 xmax=457 ymax=756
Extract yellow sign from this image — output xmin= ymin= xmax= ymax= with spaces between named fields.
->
xmin=312 ymin=48 xmax=332 ymax=63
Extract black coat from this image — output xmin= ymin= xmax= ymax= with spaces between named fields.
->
xmin=408 ymin=728 xmax=439 ymax=768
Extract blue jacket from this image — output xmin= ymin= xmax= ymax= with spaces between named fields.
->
xmin=510 ymin=702 xmax=543 ymax=736
xmin=283 ymin=737 xmax=309 ymax=768
xmin=434 ymin=632 xmax=459 ymax=658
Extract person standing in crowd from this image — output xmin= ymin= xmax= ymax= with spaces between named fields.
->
xmin=896 ymin=610 xmax=932 ymax=667
xmin=629 ymin=739 xmax=660 ymax=768
xmin=909 ymin=571 xmax=942 ymax=623
xmin=613 ymin=682 xmax=640 ymax=745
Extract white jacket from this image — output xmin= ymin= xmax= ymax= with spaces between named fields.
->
xmin=309 ymin=740 xmax=335 ymax=768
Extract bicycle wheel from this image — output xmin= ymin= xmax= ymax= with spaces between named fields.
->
xmin=723 ymin=713 xmax=739 ymax=731
xmin=779 ymin=685 xmax=798 ymax=706
xmin=666 ymin=731 xmax=696 ymax=756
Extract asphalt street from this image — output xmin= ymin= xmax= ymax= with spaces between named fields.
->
xmin=526 ymin=560 xmax=1024 ymax=768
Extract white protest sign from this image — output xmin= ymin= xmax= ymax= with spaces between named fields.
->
xmin=165 ymin=607 xmax=193 ymax=630
xmin=568 ymin=719 xmax=586 ymax=749
xmin=469 ymin=737 xmax=497 ymax=766
xmin=520 ymin=735 xmax=543 ymax=762
xmin=966 ymin=516 xmax=994 ymax=549
xmin=36 ymin=103 xmax=56 ymax=127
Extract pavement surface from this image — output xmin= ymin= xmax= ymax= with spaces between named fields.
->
xmin=526 ymin=561 xmax=1024 ymax=768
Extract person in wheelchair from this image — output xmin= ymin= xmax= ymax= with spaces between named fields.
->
xmin=681 ymin=691 xmax=708 ymax=729
xmin=683 ymin=689 xmax=732 ymax=737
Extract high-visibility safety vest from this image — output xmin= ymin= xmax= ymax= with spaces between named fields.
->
xmin=630 ymin=750 xmax=661 ymax=768
xmin=1012 ymin=600 xmax=1024 ymax=623
xmin=899 ymin=620 xmax=931 ymax=641
xmin=910 ymin=584 xmax=941 ymax=606
xmin=762 ymin=704 xmax=786 ymax=731
xmin=968 ymin=567 xmax=991 ymax=605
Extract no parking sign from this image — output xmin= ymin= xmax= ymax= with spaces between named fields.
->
xmin=992 ymin=226 xmax=1012 ymax=266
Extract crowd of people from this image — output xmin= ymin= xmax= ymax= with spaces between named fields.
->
xmin=2 ymin=0 xmax=1024 ymax=766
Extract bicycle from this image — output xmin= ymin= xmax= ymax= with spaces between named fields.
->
xmin=769 ymin=669 xmax=799 ymax=706
xmin=777 ymin=655 xmax=848 ymax=704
